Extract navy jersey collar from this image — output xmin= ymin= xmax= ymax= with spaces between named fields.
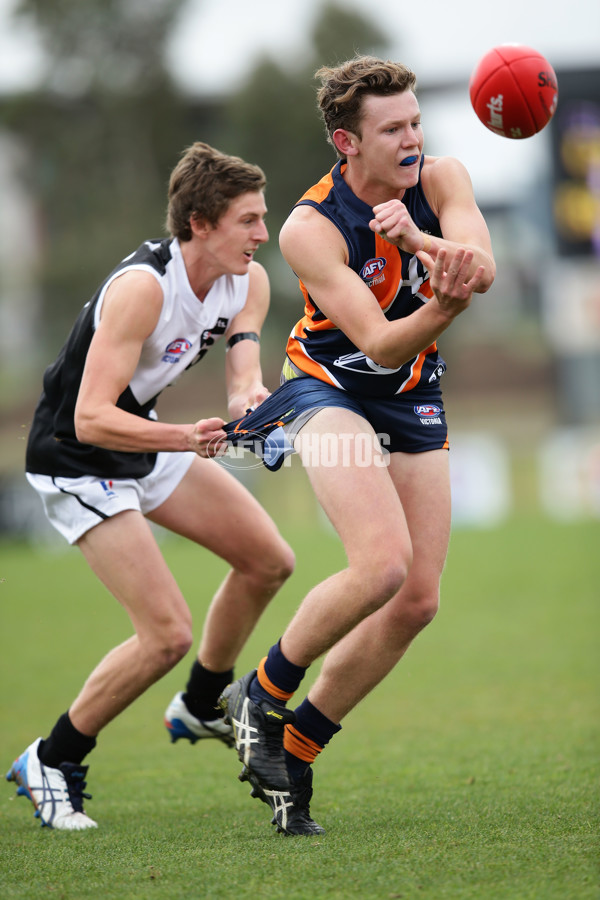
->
xmin=332 ymin=156 xmax=425 ymax=214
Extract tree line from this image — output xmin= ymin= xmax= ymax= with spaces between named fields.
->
xmin=3 ymin=0 xmax=390 ymax=351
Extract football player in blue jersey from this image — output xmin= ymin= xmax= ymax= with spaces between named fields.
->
xmin=220 ymin=56 xmax=496 ymax=835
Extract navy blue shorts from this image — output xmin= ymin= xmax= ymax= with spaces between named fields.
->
xmin=224 ymin=374 xmax=448 ymax=471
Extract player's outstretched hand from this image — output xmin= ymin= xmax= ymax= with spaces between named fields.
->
xmin=188 ymin=416 xmax=227 ymax=458
xmin=417 ymin=246 xmax=486 ymax=319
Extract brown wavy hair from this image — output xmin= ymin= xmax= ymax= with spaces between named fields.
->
xmin=316 ymin=56 xmax=417 ymax=157
xmin=166 ymin=142 xmax=266 ymax=241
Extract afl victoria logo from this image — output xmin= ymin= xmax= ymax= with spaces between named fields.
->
xmin=360 ymin=257 xmax=386 ymax=280
xmin=414 ymin=405 xmax=441 ymax=417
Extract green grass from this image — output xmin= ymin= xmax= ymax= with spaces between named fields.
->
xmin=0 ymin=509 xmax=598 ymax=900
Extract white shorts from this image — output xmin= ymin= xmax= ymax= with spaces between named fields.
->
xmin=26 ymin=451 xmax=196 ymax=545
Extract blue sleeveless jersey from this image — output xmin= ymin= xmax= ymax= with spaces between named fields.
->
xmin=285 ymin=157 xmax=446 ymax=398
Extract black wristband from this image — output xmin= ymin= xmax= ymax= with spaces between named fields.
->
xmin=226 ymin=331 xmax=260 ymax=350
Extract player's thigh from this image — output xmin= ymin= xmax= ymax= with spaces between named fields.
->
xmin=293 ymin=406 xmax=410 ymax=563
xmin=77 ymin=509 xmax=191 ymax=633
xmin=147 ymin=455 xmax=290 ymax=570
xmin=387 ymin=448 xmax=451 ymax=582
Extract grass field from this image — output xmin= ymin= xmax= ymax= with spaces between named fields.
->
xmin=0 ymin=500 xmax=598 ymax=899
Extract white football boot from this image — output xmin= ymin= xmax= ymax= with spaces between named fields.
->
xmin=6 ymin=738 xmax=97 ymax=830
xmin=165 ymin=692 xmax=234 ymax=747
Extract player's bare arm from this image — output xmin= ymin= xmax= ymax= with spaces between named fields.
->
xmin=224 ymin=260 xmax=271 ymax=420
xmin=370 ymin=156 xmax=496 ymax=291
xmin=74 ymin=270 xmax=226 ymax=456
xmin=280 ymin=205 xmax=485 ymax=371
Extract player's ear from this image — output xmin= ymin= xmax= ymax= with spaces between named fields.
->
xmin=332 ymin=129 xmax=359 ymax=157
xmin=190 ymin=213 xmax=212 ymax=238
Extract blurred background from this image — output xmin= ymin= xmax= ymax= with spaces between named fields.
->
xmin=0 ymin=0 xmax=599 ymax=542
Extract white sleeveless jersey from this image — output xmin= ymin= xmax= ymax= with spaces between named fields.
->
xmin=97 ymin=238 xmax=248 ymax=406
xmin=26 ymin=238 xmax=249 ymax=479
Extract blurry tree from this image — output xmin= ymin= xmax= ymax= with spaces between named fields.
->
xmin=3 ymin=0 xmax=213 ymax=350
xmin=2 ymin=0 xmax=392 ymax=353
xmin=220 ymin=1 xmax=391 ymax=329
xmin=310 ymin=1 xmax=387 ymax=65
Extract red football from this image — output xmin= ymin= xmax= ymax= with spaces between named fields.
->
xmin=469 ymin=44 xmax=558 ymax=139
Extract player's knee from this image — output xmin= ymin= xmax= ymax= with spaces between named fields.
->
xmin=402 ymin=590 xmax=439 ymax=633
xmin=148 ymin=621 xmax=193 ymax=673
xmin=377 ymin=544 xmax=412 ymax=595
xmin=274 ymin=539 xmax=296 ymax=584
xmin=161 ymin=632 xmax=194 ymax=671
xmin=247 ymin=538 xmax=295 ymax=589
xmin=415 ymin=593 xmax=439 ymax=628
xmin=361 ymin=556 xmax=411 ymax=614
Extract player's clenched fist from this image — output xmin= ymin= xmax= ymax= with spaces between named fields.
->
xmin=187 ymin=416 xmax=227 ymax=457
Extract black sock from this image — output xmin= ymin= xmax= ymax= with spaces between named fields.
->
xmin=38 ymin=711 xmax=97 ymax=768
xmin=183 ymin=660 xmax=234 ymax=721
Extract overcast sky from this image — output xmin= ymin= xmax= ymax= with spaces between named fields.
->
xmin=2 ymin=0 xmax=598 ymax=94
xmin=1 ymin=0 xmax=599 ymax=204
xmin=165 ymin=0 xmax=600 ymax=96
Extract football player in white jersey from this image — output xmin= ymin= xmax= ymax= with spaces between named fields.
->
xmin=6 ymin=142 xmax=295 ymax=830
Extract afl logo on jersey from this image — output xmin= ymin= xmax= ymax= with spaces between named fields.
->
xmin=162 ymin=337 xmax=192 ymax=364
xmin=360 ymin=257 xmax=386 ymax=280
xmin=414 ymin=404 xmax=442 ymax=425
